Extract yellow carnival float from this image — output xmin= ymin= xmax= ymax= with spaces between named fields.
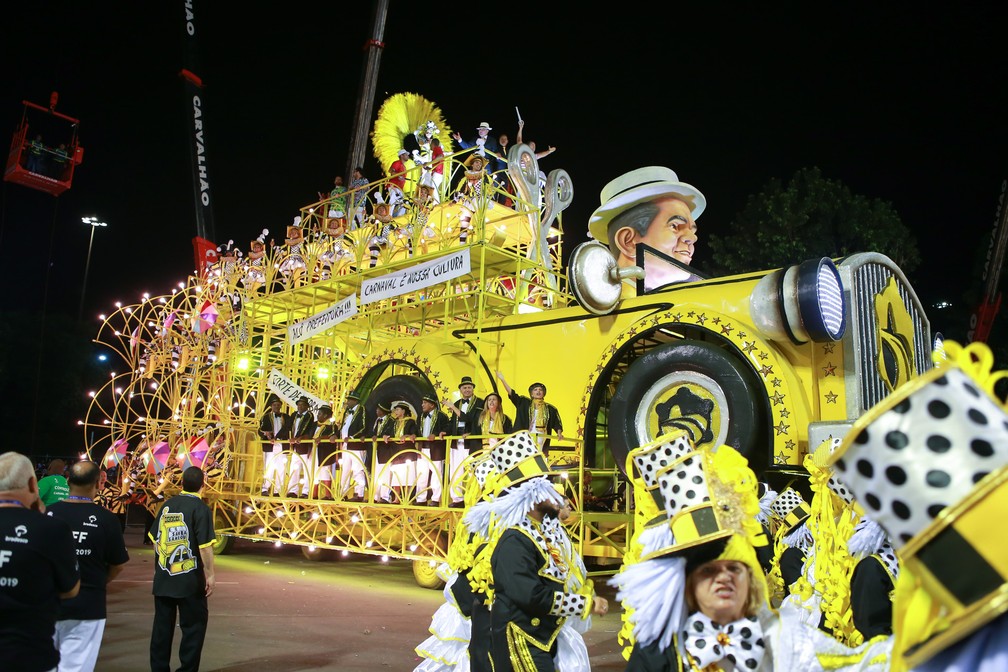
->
xmin=83 ymin=94 xmax=933 ymax=588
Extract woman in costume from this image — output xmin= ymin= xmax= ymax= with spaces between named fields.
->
xmin=454 ymin=154 xmax=490 ymax=244
xmin=611 ymin=439 xmax=773 ymax=672
xmin=477 ymin=392 xmax=512 ymax=449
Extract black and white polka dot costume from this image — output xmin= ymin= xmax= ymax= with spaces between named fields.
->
xmin=828 ymin=341 xmax=1008 ymax=670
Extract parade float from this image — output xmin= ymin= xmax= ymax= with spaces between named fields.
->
xmin=83 ymin=94 xmax=932 ymax=587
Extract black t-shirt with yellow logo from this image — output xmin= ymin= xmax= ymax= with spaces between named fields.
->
xmin=149 ymin=492 xmax=215 ymax=598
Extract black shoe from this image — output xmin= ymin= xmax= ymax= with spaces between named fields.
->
xmin=448 ymin=501 xmax=465 ymax=509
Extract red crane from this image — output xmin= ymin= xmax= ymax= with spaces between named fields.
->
xmin=967 ymin=179 xmax=1008 ymax=344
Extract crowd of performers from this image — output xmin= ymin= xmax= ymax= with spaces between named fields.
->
xmin=205 ymin=141 xmax=513 ymax=300
xmin=413 ymin=339 xmax=1008 ymax=672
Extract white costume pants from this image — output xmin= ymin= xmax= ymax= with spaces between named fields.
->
xmin=377 ymin=459 xmax=414 ymax=502
xmin=338 ymin=447 xmax=368 ymax=499
xmin=54 ymin=618 xmax=105 ymax=672
xmin=414 ymin=449 xmax=443 ymax=504
xmin=448 ymin=442 xmax=469 ymax=503
xmin=263 ymin=450 xmax=308 ymax=496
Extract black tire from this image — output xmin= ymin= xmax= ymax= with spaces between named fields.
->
xmin=212 ymin=535 xmax=235 ymax=555
xmin=609 ymin=340 xmax=768 ymax=476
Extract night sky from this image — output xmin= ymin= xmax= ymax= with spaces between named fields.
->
xmin=2 ymin=3 xmax=1006 ymax=339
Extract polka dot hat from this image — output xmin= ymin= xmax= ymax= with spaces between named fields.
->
xmin=831 ymin=364 xmax=1008 ymax=549
xmin=768 ymin=487 xmax=811 ymax=534
xmin=829 ymin=340 xmax=1008 ymax=667
xmin=485 ymin=430 xmax=550 ymax=493
xmin=629 ymin=431 xmax=695 ymax=512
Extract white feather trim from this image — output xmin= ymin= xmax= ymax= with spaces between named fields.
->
xmin=608 ymin=556 xmax=687 ymax=651
xmin=462 ymin=500 xmax=494 ymax=538
xmin=635 ymin=523 xmax=676 ymax=557
xmin=484 ymin=477 xmax=564 ymax=530
xmin=783 ymin=521 xmax=813 ymax=552
xmin=847 ymin=516 xmax=887 ymax=559
xmin=756 ymin=485 xmax=779 ymax=526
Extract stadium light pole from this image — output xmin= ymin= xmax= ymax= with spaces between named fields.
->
xmin=79 ymin=216 xmax=107 ymax=321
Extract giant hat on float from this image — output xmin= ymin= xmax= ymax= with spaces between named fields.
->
xmin=588 ymin=166 xmax=706 ymax=245
xmin=828 ymin=339 xmax=1008 ymax=668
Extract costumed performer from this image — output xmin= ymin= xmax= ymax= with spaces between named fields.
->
xmin=414 ymin=452 xmax=500 ymax=672
xmin=608 ymin=435 xmax=773 ymax=672
xmin=479 ymin=430 xmax=606 ymax=671
xmin=828 ymin=340 xmax=1008 ymax=672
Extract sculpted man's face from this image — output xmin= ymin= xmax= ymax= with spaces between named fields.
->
xmin=616 ymin=195 xmax=698 ymax=288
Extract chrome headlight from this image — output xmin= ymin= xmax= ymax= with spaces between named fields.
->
xmin=750 ymin=257 xmax=847 ymax=344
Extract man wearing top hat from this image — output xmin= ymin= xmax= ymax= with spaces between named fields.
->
xmin=496 ymin=371 xmax=563 ymax=454
xmin=310 ymin=403 xmax=338 ymax=499
xmin=443 ymin=376 xmax=484 ymax=506
xmin=287 ymin=396 xmax=317 ymax=497
xmin=589 ymin=166 xmax=705 ymax=299
xmin=338 ymin=392 xmax=368 ymax=502
xmin=258 ymin=395 xmax=290 ymax=496
xmin=415 ymin=394 xmax=451 ymax=506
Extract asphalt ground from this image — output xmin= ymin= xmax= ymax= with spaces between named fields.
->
xmin=95 ymin=524 xmax=629 ymax=671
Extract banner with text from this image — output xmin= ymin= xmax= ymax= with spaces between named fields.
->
xmin=267 ymin=369 xmax=326 ymax=412
xmin=288 ymin=294 xmax=357 ymax=346
xmin=360 ymin=249 xmax=471 ymax=304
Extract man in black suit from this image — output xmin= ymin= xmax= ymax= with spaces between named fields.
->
xmin=452 ymin=121 xmax=500 ymax=159
xmin=368 ymin=402 xmax=394 ymax=502
xmin=258 ymin=395 xmax=290 ymax=496
xmin=337 ymin=392 xmax=368 ymax=502
xmin=443 ymin=376 xmax=483 ymax=506
xmin=414 ymin=395 xmax=451 ymax=506
xmin=287 ymin=396 xmax=317 ymax=497
xmin=310 ymin=404 xmax=338 ymax=498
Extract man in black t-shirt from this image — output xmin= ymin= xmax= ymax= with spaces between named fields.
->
xmin=0 ymin=451 xmax=80 ymax=672
xmin=48 ymin=460 xmax=130 ymax=671
xmin=149 ymin=466 xmax=216 ymax=672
